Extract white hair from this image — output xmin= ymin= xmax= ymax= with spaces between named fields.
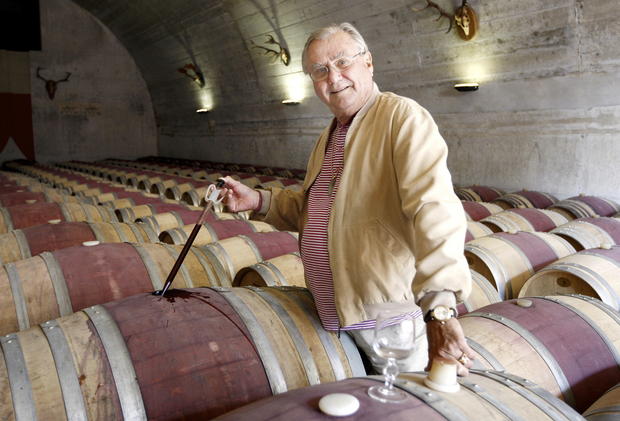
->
xmin=301 ymin=22 xmax=369 ymax=73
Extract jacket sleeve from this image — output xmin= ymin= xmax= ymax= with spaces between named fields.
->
xmin=262 ymin=187 xmax=305 ymax=232
xmin=391 ymin=101 xmax=472 ymax=305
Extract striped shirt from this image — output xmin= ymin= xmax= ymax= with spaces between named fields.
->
xmin=300 ymin=121 xmax=404 ymax=331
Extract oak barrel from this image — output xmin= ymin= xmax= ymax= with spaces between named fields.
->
xmin=0 ymin=201 xmax=117 ymax=233
xmin=0 ymin=286 xmax=364 ymax=420
xmin=201 ymin=231 xmax=299 ymax=284
xmin=160 ymin=219 xmax=275 ymax=245
xmin=115 ymin=202 xmax=199 ymax=223
xmin=138 ymin=209 xmax=243 ymax=234
xmin=214 ymin=371 xmax=582 ymax=421
xmin=519 ymin=246 xmax=620 ymax=310
xmin=0 ymin=220 xmax=158 ymax=264
xmin=481 ymin=208 xmax=569 ymax=233
xmin=0 ymin=242 xmax=230 ymax=334
xmin=493 ymin=190 xmax=558 ymax=209
xmin=460 ymin=295 xmax=620 ymax=412
xmin=551 ymin=217 xmax=620 ymax=251
xmin=461 ymin=200 xmax=503 ymax=221
xmin=0 ymin=190 xmax=81 ymax=207
xmin=464 ymin=231 xmax=575 ymax=299
xmin=583 ymin=382 xmax=620 ymax=420
xmin=165 ymin=181 xmax=209 ymax=201
xmin=234 ymin=252 xmax=305 ymax=287
xmin=456 ymin=270 xmax=501 ymax=315
xmin=465 ymin=220 xmax=493 ymax=243
xmin=455 ymin=185 xmax=504 ymax=202
xmin=550 ymin=196 xmax=620 ymax=219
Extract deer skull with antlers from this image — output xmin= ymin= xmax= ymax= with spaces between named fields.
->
xmin=177 ymin=63 xmax=205 ymax=88
xmin=36 ymin=67 xmax=71 ymax=100
xmin=251 ymin=34 xmax=291 ymax=66
xmin=412 ymin=0 xmax=478 ymax=41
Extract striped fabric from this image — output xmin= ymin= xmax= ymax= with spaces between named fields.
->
xmin=301 ymin=121 xmax=419 ymax=331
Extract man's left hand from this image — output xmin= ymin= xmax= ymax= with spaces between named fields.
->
xmin=424 ymin=318 xmax=475 ymax=376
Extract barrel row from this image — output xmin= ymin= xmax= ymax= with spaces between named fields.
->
xmin=0 ymin=286 xmax=364 ymax=420
xmin=0 ymin=230 xmax=299 ymax=334
xmin=458 ymin=185 xmax=620 ymax=217
xmin=58 ymin=159 xmax=304 ymax=201
xmin=64 ymin=156 xmax=308 ymax=180
xmin=3 ymin=287 xmax=610 ymax=420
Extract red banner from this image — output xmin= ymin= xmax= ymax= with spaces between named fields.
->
xmin=0 ymin=92 xmax=35 ymax=160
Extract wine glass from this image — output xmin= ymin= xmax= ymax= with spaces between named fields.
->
xmin=367 ymin=310 xmax=415 ymax=403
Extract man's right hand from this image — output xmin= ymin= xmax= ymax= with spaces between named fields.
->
xmin=219 ymin=176 xmax=261 ymax=213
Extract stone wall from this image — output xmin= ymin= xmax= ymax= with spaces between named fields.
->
xmin=26 ymin=0 xmax=157 ymax=163
xmin=70 ymin=0 xmax=620 ymax=201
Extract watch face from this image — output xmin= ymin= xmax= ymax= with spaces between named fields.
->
xmin=433 ymin=306 xmax=451 ymax=321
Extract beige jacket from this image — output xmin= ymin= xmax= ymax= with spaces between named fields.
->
xmin=260 ymin=85 xmax=471 ymax=327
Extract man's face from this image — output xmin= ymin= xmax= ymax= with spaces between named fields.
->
xmin=306 ymin=31 xmax=374 ymax=124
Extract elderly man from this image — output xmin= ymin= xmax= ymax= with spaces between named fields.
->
xmin=220 ymin=22 xmax=474 ymax=374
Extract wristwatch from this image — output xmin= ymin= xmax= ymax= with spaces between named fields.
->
xmin=424 ymin=305 xmax=457 ymax=323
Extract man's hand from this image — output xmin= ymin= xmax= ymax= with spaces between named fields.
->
xmin=219 ymin=176 xmax=261 ymax=213
xmin=425 ymin=318 xmax=475 ymax=376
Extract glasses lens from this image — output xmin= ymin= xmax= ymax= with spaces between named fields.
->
xmin=334 ymin=57 xmax=353 ymax=70
xmin=311 ymin=67 xmax=328 ymax=81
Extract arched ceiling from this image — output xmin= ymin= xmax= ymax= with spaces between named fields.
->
xmin=70 ymin=0 xmax=317 ymax=126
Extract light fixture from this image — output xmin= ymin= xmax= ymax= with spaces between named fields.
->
xmin=196 ymin=108 xmax=210 ymax=113
xmin=282 ymin=99 xmax=300 ymax=105
xmin=454 ymin=82 xmax=479 ymax=92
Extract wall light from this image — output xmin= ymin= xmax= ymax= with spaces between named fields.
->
xmin=454 ymin=82 xmax=479 ymax=92
xmin=196 ymin=108 xmax=210 ymax=113
xmin=282 ymin=99 xmax=300 ymax=105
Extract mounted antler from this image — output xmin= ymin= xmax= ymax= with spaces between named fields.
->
xmin=412 ymin=0 xmax=478 ymax=40
xmin=177 ymin=63 xmax=205 ymax=88
xmin=251 ymin=34 xmax=290 ymax=66
xmin=36 ymin=67 xmax=71 ymax=100
xmin=411 ymin=0 xmax=453 ymax=33
xmin=454 ymin=0 xmax=478 ymax=41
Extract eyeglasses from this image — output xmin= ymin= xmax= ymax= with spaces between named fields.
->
xmin=308 ymin=50 xmax=366 ymax=82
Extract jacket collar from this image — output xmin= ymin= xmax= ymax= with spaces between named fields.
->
xmin=305 ymin=83 xmax=381 ymax=188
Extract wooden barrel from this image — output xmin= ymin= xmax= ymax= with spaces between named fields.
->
xmin=0 ymin=286 xmax=364 ymax=420
xmin=481 ymin=208 xmax=569 ymax=233
xmin=200 ymin=231 xmax=300 ymax=284
xmin=465 ymin=221 xmax=493 ymax=243
xmin=455 ymin=185 xmax=504 ymax=202
xmin=138 ymin=209 xmax=243 ymax=234
xmin=136 ymin=175 xmax=165 ymax=191
xmin=73 ymin=183 xmax=128 ymax=197
xmin=160 ymin=219 xmax=276 ymax=245
xmin=0 ymin=190 xmax=81 ymax=207
xmin=583 ymin=382 xmax=620 ymax=420
xmin=0 ymin=242 xmax=232 ymax=333
xmin=150 ymin=176 xmax=196 ymax=196
xmin=460 ymin=295 xmax=620 ymax=412
xmin=234 ymin=252 xmax=305 ymax=287
xmin=164 ymin=180 xmax=208 ymax=201
xmin=464 ymin=231 xmax=575 ymax=299
xmin=0 ymin=220 xmax=158 ymax=264
xmin=256 ymin=177 xmax=303 ymax=191
xmin=461 ymin=201 xmax=503 ymax=221
xmin=457 ymin=270 xmax=501 ymax=316
xmin=519 ymin=246 xmax=620 ymax=310
xmin=214 ymin=370 xmax=581 ymax=421
xmin=115 ymin=202 xmax=198 ymax=223
xmin=493 ymin=190 xmax=558 ymax=209
xmin=550 ymin=195 xmax=620 ymax=219
xmin=551 ymin=217 xmax=620 ymax=251
xmin=181 ymin=185 xmax=226 ymax=209
xmin=0 ymin=201 xmax=117 ymax=233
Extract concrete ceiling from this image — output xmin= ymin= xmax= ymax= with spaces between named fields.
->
xmin=70 ymin=0 xmax=317 ymax=126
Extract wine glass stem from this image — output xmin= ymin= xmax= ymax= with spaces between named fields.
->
xmin=383 ymin=357 xmax=399 ymax=390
